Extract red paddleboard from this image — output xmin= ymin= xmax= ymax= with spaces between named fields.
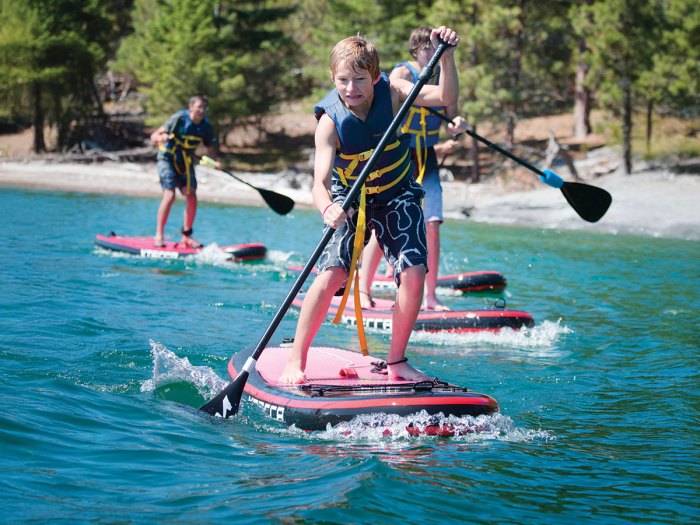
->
xmin=287 ymin=265 xmax=506 ymax=295
xmin=231 ymin=345 xmax=499 ymax=435
xmin=95 ymin=233 xmax=266 ymax=262
xmin=371 ymin=270 xmax=506 ymax=294
xmin=291 ymin=294 xmax=534 ymax=333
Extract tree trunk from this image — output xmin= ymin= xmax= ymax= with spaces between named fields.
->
xmin=469 ymin=9 xmax=480 ymax=183
xmin=54 ymin=94 xmax=68 ymax=151
xmin=646 ymin=99 xmax=653 ymax=154
xmin=573 ymin=38 xmax=592 ymax=139
xmin=32 ymin=82 xmax=46 ymax=153
xmin=506 ymin=0 xmax=526 ymax=145
xmin=622 ymin=78 xmax=632 ymax=175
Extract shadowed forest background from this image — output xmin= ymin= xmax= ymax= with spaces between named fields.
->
xmin=0 ymin=0 xmax=697 ymax=182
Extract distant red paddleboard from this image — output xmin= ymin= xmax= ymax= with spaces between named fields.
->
xmin=291 ymin=294 xmax=534 ymax=333
xmin=287 ymin=265 xmax=506 ymax=295
xmin=95 ymin=233 xmax=267 ymax=262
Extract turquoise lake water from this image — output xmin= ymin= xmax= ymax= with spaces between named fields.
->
xmin=1 ymin=187 xmax=698 ymax=524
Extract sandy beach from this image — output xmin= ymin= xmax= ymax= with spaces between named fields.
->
xmin=1 ymin=149 xmax=698 ymax=241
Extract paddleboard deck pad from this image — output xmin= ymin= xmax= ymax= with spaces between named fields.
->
xmin=231 ymin=345 xmax=499 ymax=434
xmin=95 ymin=233 xmax=267 ymax=262
xmin=287 ymin=265 xmax=506 ymax=295
xmin=292 ymin=295 xmax=534 ymax=333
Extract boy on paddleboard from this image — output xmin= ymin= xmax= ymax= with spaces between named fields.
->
xmin=280 ymin=26 xmax=462 ymax=384
xmin=150 ymin=95 xmax=221 ymax=248
xmin=359 ymin=26 xmax=468 ymax=312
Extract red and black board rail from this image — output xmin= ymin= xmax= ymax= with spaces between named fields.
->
xmin=287 ymin=265 xmax=507 ymax=295
xmin=292 ymin=295 xmax=534 ymax=333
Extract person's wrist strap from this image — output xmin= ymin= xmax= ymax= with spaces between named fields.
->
xmin=322 ymin=203 xmax=333 ymax=219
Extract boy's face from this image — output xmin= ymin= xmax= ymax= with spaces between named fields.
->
xmin=332 ymin=60 xmax=379 ymax=109
xmin=189 ymin=100 xmax=208 ymax=124
xmin=413 ymin=42 xmax=435 ymax=68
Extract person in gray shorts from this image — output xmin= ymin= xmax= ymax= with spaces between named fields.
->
xmin=359 ymin=26 xmax=468 ymax=310
xmin=150 ymin=95 xmax=221 ymax=248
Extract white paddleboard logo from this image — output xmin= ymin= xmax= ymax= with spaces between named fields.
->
xmin=140 ymin=249 xmax=179 ymax=259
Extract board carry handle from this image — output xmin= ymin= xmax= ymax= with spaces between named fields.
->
xmin=200 ymin=38 xmax=454 ymax=418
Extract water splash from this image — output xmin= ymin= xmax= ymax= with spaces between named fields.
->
xmin=266 ymin=250 xmax=294 ymax=265
xmin=261 ymin=411 xmax=554 ymax=443
xmin=192 ymin=243 xmax=235 ymax=266
xmin=409 ymin=318 xmax=571 ymax=349
xmin=140 ymin=340 xmax=227 ymax=402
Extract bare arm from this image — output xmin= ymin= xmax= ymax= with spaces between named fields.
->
xmin=312 ymin=114 xmax=345 ymax=228
xmin=391 ymin=26 xmax=461 ymax=111
xmin=150 ymin=127 xmax=168 ymax=145
xmin=388 ymin=64 xmax=413 ymax=84
xmin=204 ymin=145 xmax=222 ymax=169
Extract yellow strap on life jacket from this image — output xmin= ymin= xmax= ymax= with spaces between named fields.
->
xmin=330 ymin=158 xmax=410 ymax=355
xmin=400 ymin=107 xmax=442 ymax=185
xmin=329 ymin=138 xmax=413 ymax=353
xmin=160 ymin=134 xmax=196 ymax=194
xmin=335 ymin=143 xmax=409 ymax=189
xmin=335 ymin=140 xmax=402 ymax=185
xmin=171 ymin=133 xmax=204 ymax=150
xmin=332 ymin=187 xmax=369 ymax=355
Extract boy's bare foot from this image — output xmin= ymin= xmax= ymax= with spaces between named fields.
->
xmin=153 ymin=236 xmax=165 ymax=248
xmin=359 ymin=290 xmax=375 ymax=309
xmin=279 ymin=362 xmax=306 ymax=385
xmin=422 ymin=297 xmax=450 ymax=311
xmin=386 ymin=358 xmax=431 ymax=382
xmin=180 ymin=235 xmax=203 ymax=248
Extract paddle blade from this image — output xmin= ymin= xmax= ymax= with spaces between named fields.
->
xmin=199 ymin=370 xmax=249 ymax=418
xmin=259 ymin=188 xmax=295 ymax=215
xmin=560 ymin=182 xmax=612 ymax=223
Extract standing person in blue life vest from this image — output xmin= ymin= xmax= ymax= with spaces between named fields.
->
xmin=279 ymin=26 xmax=462 ymax=385
xmin=358 ymin=26 xmax=468 ymax=311
xmin=149 ymin=94 xmax=222 ymax=248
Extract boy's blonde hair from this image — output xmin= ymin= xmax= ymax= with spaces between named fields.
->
xmin=330 ymin=35 xmax=380 ymax=80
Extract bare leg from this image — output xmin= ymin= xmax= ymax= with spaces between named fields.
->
xmin=423 ymin=220 xmax=448 ymax=310
xmin=181 ymin=190 xmax=201 ymax=247
xmin=279 ymin=267 xmax=348 ymax=384
xmin=358 ymin=233 xmax=383 ymax=308
xmin=387 ymin=265 xmax=431 ymax=381
xmin=155 ymin=188 xmax=176 ymax=245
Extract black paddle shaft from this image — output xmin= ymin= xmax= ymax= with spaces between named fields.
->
xmin=425 ymin=107 xmax=612 ymax=222
xmin=200 ymin=41 xmax=453 ymax=417
xmin=425 ymin=106 xmax=550 ymax=177
xmin=198 ymin=155 xmax=295 ymax=215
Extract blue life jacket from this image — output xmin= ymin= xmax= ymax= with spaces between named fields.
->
xmin=394 ymin=61 xmax=445 ymax=150
xmin=314 ymin=74 xmax=412 ymax=203
xmin=157 ymin=110 xmax=217 ymax=183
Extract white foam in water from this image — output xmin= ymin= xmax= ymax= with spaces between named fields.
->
xmin=266 ymin=411 xmax=555 ymax=443
xmin=140 ymin=340 xmax=227 ymax=400
xmin=266 ymin=250 xmax=294 ymax=265
xmin=192 ymin=243 xmax=233 ymax=265
xmin=93 ymin=245 xmax=135 ymax=259
xmin=408 ymin=318 xmax=571 ymax=349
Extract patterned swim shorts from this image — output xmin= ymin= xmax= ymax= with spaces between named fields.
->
xmin=317 ymin=178 xmax=427 ymax=286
